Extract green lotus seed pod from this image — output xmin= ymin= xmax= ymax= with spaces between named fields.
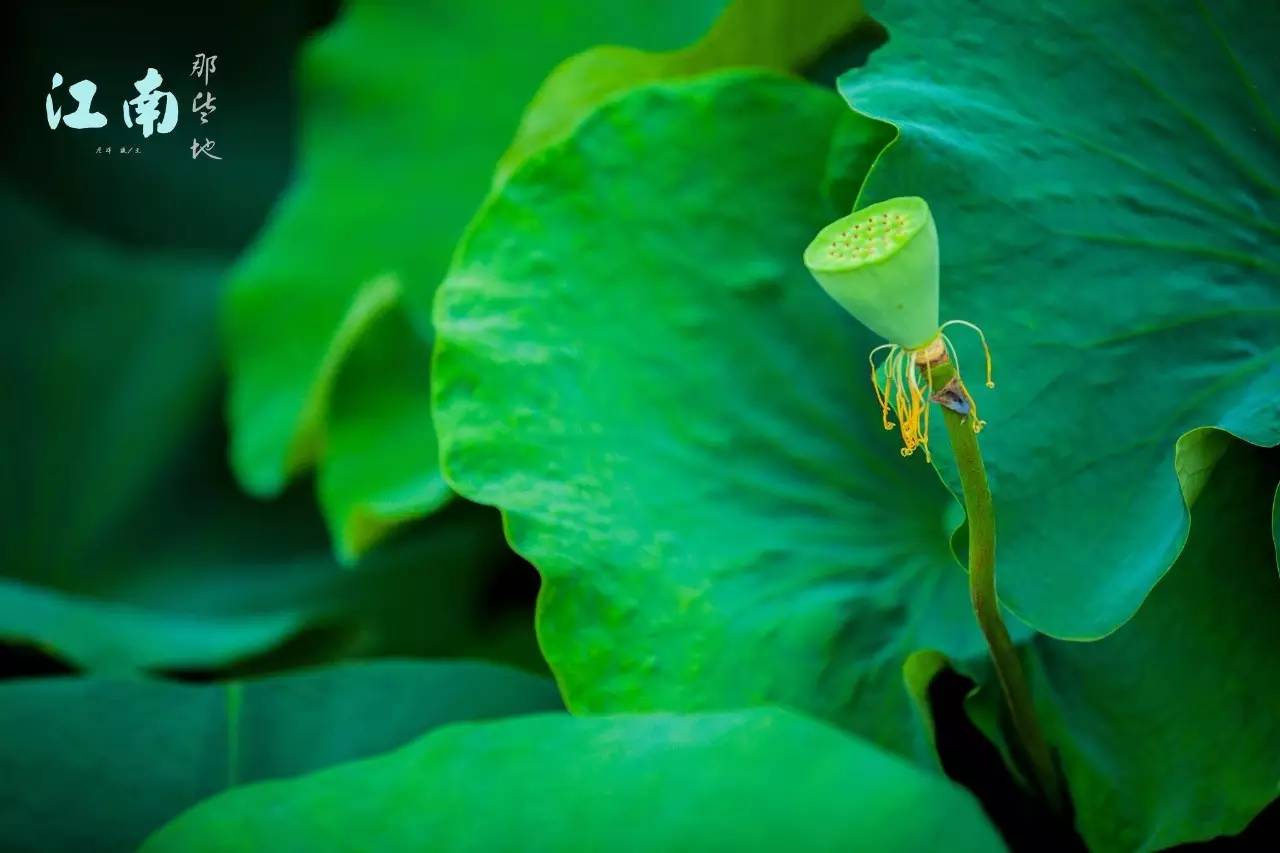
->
xmin=803 ymin=196 xmax=940 ymax=349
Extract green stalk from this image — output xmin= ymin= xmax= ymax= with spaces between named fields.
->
xmin=929 ymin=363 xmax=1065 ymax=814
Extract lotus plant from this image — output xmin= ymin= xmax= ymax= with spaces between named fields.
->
xmin=805 ymin=196 xmax=1064 ymax=814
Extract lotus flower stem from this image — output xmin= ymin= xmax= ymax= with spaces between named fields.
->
xmin=929 ymin=359 xmax=1065 ymax=815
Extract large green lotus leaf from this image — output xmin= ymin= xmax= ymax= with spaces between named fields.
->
xmin=433 ymin=71 xmax=1022 ymax=758
xmin=0 ymin=661 xmax=561 ymax=853
xmin=0 ymin=191 xmax=534 ymax=672
xmin=144 ymin=708 xmax=1004 ymax=853
xmin=1016 ymin=441 xmax=1280 ymax=851
xmin=227 ymin=0 xmax=878 ymax=560
xmin=838 ymin=0 xmax=1280 ymax=639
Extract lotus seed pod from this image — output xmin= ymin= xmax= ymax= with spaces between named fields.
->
xmin=803 ymin=196 xmax=940 ymax=349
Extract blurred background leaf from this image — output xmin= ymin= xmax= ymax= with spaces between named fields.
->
xmin=144 ymin=707 xmax=1005 ymax=853
xmin=0 ymin=661 xmax=561 ymax=853
xmin=0 ymin=1 xmax=542 ymax=675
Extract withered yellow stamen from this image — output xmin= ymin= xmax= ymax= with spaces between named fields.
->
xmin=867 ymin=321 xmax=995 ymax=460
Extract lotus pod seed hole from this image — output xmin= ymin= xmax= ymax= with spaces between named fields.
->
xmin=805 ymin=200 xmax=928 ymax=274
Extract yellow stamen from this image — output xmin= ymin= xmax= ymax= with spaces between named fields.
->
xmin=893 ymin=353 xmax=910 ymax=454
xmin=905 ymin=360 xmax=920 ymax=452
xmin=861 ymin=320 xmax=996 ymax=458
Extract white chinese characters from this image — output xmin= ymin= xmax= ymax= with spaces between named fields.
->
xmin=45 ymin=73 xmax=107 ymax=129
xmin=122 ymin=68 xmax=178 ymax=138
xmin=46 ymin=67 xmax=179 ymax=137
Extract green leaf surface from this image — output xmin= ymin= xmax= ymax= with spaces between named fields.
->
xmin=0 ymin=190 xmax=534 ymax=672
xmin=839 ymin=0 xmax=1280 ymax=639
xmin=0 ymin=661 xmax=561 ymax=853
xmin=144 ymin=708 xmax=1004 ymax=853
xmin=1022 ymin=441 xmax=1280 ymax=851
xmin=434 ymin=70 xmax=1015 ymax=758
